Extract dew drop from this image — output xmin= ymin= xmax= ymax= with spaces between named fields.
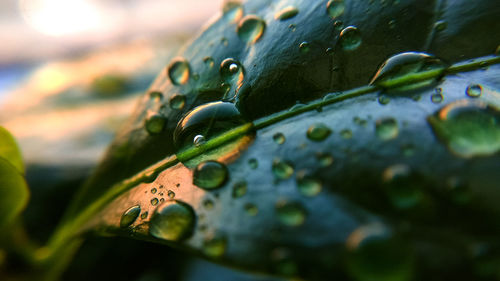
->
xmin=248 ymin=158 xmax=258 ymax=169
xmin=306 ymin=123 xmax=332 ymax=142
xmin=275 ymin=6 xmax=299 ymax=20
xmin=333 ymin=20 xmax=343 ymax=31
xmin=193 ymin=135 xmax=206 ymax=147
xmin=220 ymin=58 xmax=244 ymax=84
xmin=237 ymin=15 xmax=266 ymax=43
xmin=375 ymin=118 xmax=399 ymax=140
xmin=145 ymin=112 xmax=166 ymax=134
xmin=203 ymin=235 xmax=227 ymax=258
xmin=232 ymin=181 xmax=247 ymax=198
xmin=431 ymin=91 xmax=443 ymax=103
xmin=466 ymin=84 xmax=482 ymax=98
xmin=222 ymin=0 xmax=243 ymax=21
xmin=272 ymin=159 xmax=294 ymax=180
xmin=120 ymin=205 xmax=141 ymax=228
xmin=244 ymin=203 xmax=258 ymax=216
xmin=151 ymin=198 xmax=159 ymax=206
xmin=378 ymin=95 xmax=390 ymax=105
xmin=297 ymin=175 xmax=322 ymax=197
xmin=203 ymin=56 xmax=215 ymax=68
xmin=203 ymin=199 xmax=214 ymax=210
xmin=149 ymin=91 xmax=163 ymax=100
xmin=167 ymin=190 xmax=175 ymax=199
xmin=275 ymin=201 xmax=306 ymax=226
xmin=193 ymin=160 xmax=228 ymax=190
xmin=288 ymin=24 xmax=296 ymax=32
xmin=340 ymin=129 xmax=353 ymax=139
xmin=273 ymin=133 xmax=286 ymax=144
xmin=434 ymin=20 xmax=447 ymax=32
xmin=140 ymin=211 xmax=148 ymax=220
xmin=169 ymin=94 xmax=186 ymax=110
xmin=428 ymin=100 xmax=500 ymax=158
xmin=299 ymin=42 xmax=310 ymax=53
xmin=339 ymin=26 xmax=361 ymax=51
xmin=326 ymin=0 xmax=345 ymax=19
xmin=167 ymin=58 xmax=191 ymax=85
xmin=149 ymin=200 xmax=196 ymax=241
xmin=151 ymin=188 xmax=157 ymax=194
xmin=316 ymin=152 xmax=334 ymax=167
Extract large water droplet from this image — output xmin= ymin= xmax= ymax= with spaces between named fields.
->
xmin=120 ymin=205 xmax=141 ymax=228
xmin=275 ymin=6 xmax=299 ymax=20
xmin=306 ymin=123 xmax=332 ymax=142
xmin=272 ymin=159 xmax=294 ymax=180
xmin=466 ymin=84 xmax=482 ymax=98
xmin=193 ymin=160 xmax=228 ymax=190
xmin=326 ymin=0 xmax=345 ymax=18
xmin=276 ymin=201 xmax=306 ymax=226
xmin=167 ymin=58 xmax=191 ymax=85
xmin=173 ymin=101 xmax=247 ymax=151
xmin=149 ymin=200 xmax=196 ymax=241
xmin=339 ymin=26 xmax=361 ymax=51
xmin=428 ymin=100 xmax=500 ymax=158
xmin=297 ymin=175 xmax=322 ymax=197
xmin=237 ymin=15 xmax=266 ymax=43
xmin=370 ymin=52 xmax=446 ymax=88
xmin=220 ymin=58 xmax=244 ymax=85
xmin=169 ymin=94 xmax=186 ymax=110
xmin=145 ymin=111 xmax=166 ymax=134
xmin=375 ymin=118 xmax=399 ymax=140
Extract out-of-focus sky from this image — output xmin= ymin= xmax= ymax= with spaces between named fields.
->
xmin=0 ymin=0 xmax=224 ymax=64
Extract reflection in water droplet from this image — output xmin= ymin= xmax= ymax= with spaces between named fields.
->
xmin=244 ymin=203 xmax=258 ymax=216
xmin=151 ymin=198 xmax=159 ymax=206
xmin=173 ymin=101 xmax=247 ymax=151
xmin=428 ymin=100 xmax=500 ymax=158
xmin=316 ymin=152 xmax=334 ymax=167
xmin=167 ymin=58 xmax=191 ymax=85
xmin=220 ymin=58 xmax=244 ymax=85
xmin=306 ymin=123 xmax=332 ymax=142
xmin=375 ymin=118 xmax=399 ymax=140
xmin=299 ymin=42 xmax=310 ymax=53
xmin=370 ymin=52 xmax=445 ymax=88
xmin=466 ymin=84 xmax=482 ymax=98
xmin=193 ymin=160 xmax=228 ymax=190
xmin=276 ymin=201 xmax=306 ymax=226
xmin=145 ymin=112 xmax=166 ymax=134
xmin=232 ymin=181 xmax=247 ymax=198
xmin=120 ymin=205 xmax=141 ymax=228
xmin=339 ymin=26 xmax=361 ymax=51
xmin=237 ymin=15 xmax=266 ymax=43
xmin=297 ymin=175 xmax=322 ymax=197
xmin=272 ymin=159 xmax=294 ymax=180
xmin=169 ymin=94 xmax=186 ymax=110
xmin=149 ymin=200 xmax=196 ymax=241
xmin=275 ymin=6 xmax=299 ymax=20
xmin=273 ymin=133 xmax=286 ymax=144
xmin=203 ymin=235 xmax=227 ymax=258
xmin=326 ymin=0 xmax=345 ymax=18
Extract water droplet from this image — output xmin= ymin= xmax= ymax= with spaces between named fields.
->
xmin=375 ymin=118 xmax=399 ymax=140
xmin=193 ymin=135 xmax=205 ymax=147
xmin=232 ymin=181 xmax=247 ymax=198
xmin=431 ymin=91 xmax=443 ymax=103
xmin=167 ymin=58 xmax=191 ymax=85
xmin=388 ymin=19 xmax=396 ymax=29
xmin=145 ymin=111 xmax=166 ymax=134
xmin=378 ymin=95 xmax=390 ymax=105
xmin=276 ymin=201 xmax=306 ymax=226
xmin=237 ymin=15 xmax=266 ymax=43
xmin=401 ymin=144 xmax=415 ymax=157
xmin=306 ymin=123 xmax=332 ymax=142
xmin=244 ymin=203 xmax=258 ymax=216
xmin=203 ymin=235 xmax=227 ymax=258
xmin=120 ymin=205 xmax=141 ymax=228
xmin=193 ymin=160 xmax=228 ymax=190
xmin=428 ymin=100 xmax=500 ymax=158
xmin=273 ymin=133 xmax=286 ymax=144
xmin=149 ymin=200 xmax=196 ymax=241
xmin=248 ymin=158 xmax=258 ymax=169
xmin=149 ymin=91 xmax=163 ymax=100
xmin=140 ymin=211 xmax=148 ymax=220
xmin=382 ymin=164 xmax=423 ymax=209
xmin=316 ymin=152 xmax=334 ymax=167
xmin=203 ymin=199 xmax=214 ymax=210
xmin=203 ymin=56 xmax=214 ymax=68
xmin=272 ymin=159 xmax=294 ymax=180
xmin=222 ymin=0 xmax=243 ymax=21
xmin=275 ymin=6 xmax=299 ymax=20
xmin=220 ymin=58 xmax=244 ymax=85
xmin=339 ymin=26 xmax=361 ymax=51
xmin=340 ymin=129 xmax=353 ymax=139
xmin=299 ymin=42 xmax=310 ymax=53
xmin=169 ymin=94 xmax=186 ymax=110
xmin=326 ymin=0 xmax=345 ymax=18
xmin=288 ymin=24 xmax=296 ymax=32
xmin=297 ymin=175 xmax=322 ymax=197
xmin=370 ymin=52 xmax=446 ymax=87
xmin=333 ymin=20 xmax=343 ymax=30
xmin=434 ymin=20 xmax=447 ymax=32
xmin=151 ymin=198 xmax=159 ymax=206
xmin=151 ymin=188 xmax=157 ymax=194
xmin=466 ymin=84 xmax=482 ymax=98
xmin=173 ymin=101 xmax=247 ymax=150
xmin=167 ymin=190 xmax=175 ymax=198
xmin=160 ymin=198 xmax=165 ymax=203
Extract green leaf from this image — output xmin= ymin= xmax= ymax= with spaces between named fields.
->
xmin=0 ymin=158 xmax=29 ymax=227
xmin=0 ymin=126 xmax=24 ymax=174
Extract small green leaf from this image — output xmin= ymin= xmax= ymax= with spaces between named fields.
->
xmin=0 ymin=126 xmax=24 ymax=174
xmin=0 ymin=158 xmax=29 ymax=226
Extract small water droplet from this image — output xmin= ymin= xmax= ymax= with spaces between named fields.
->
xmin=297 ymin=175 xmax=322 ymax=197
xmin=151 ymin=198 xmax=159 ymax=206
xmin=326 ymin=47 xmax=334 ymax=55
xmin=466 ymin=84 xmax=482 ymax=98
xmin=149 ymin=200 xmax=196 ymax=241
xmin=316 ymin=152 xmax=334 ymax=167
xmin=193 ymin=135 xmax=206 ymax=147
xmin=145 ymin=112 xmax=166 ymax=134
xmin=203 ymin=235 xmax=227 ymax=258
xmin=339 ymin=26 xmax=362 ymax=51
xmin=221 ymin=37 xmax=229 ymax=46
xmin=375 ymin=118 xmax=399 ymax=140
xmin=203 ymin=199 xmax=214 ymax=210
xmin=167 ymin=190 xmax=175 ymax=198
xmin=120 ymin=205 xmax=141 ymax=228
xmin=169 ymin=94 xmax=186 ymax=110
xmin=382 ymin=164 xmax=423 ymax=209
xmin=333 ymin=20 xmax=343 ymax=30
xmin=326 ymin=0 xmax=345 ymax=18
xmin=431 ymin=91 xmax=443 ymax=103
xmin=428 ymin=100 xmax=500 ymax=158
xmin=388 ymin=19 xmax=396 ymax=29
xmin=149 ymin=91 xmax=163 ymax=100
xmin=288 ymin=24 xmax=296 ymax=32
xmin=378 ymin=95 xmax=390 ymax=105
xmin=222 ymin=0 xmax=243 ymax=21
xmin=273 ymin=133 xmax=286 ymax=144
xmin=220 ymin=58 xmax=244 ymax=84
xmin=275 ymin=6 xmax=299 ymax=20
xmin=167 ymin=58 xmax=191 ymax=85
xmin=244 ymin=203 xmax=258 ymax=216
xmin=401 ymin=144 xmax=415 ymax=157
xmin=232 ymin=181 xmax=247 ymax=198
xmin=151 ymin=188 xmax=157 ymax=194
xmin=306 ymin=123 xmax=332 ymax=142
xmin=272 ymin=159 xmax=294 ymax=180
xmin=299 ymin=42 xmax=310 ymax=53
xmin=237 ymin=15 xmax=266 ymax=43
xmin=140 ymin=211 xmax=148 ymax=220
xmin=276 ymin=201 xmax=306 ymax=226
xmin=193 ymin=160 xmax=228 ymax=190
xmin=340 ymin=129 xmax=353 ymax=139
xmin=203 ymin=56 xmax=214 ymax=68
xmin=434 ymin=20 xmax=447 ymax=32
xmin=248 ymin=158 xmax=258 ymax=169
xmin=370 ymin=52 xmax=446 ymax=88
